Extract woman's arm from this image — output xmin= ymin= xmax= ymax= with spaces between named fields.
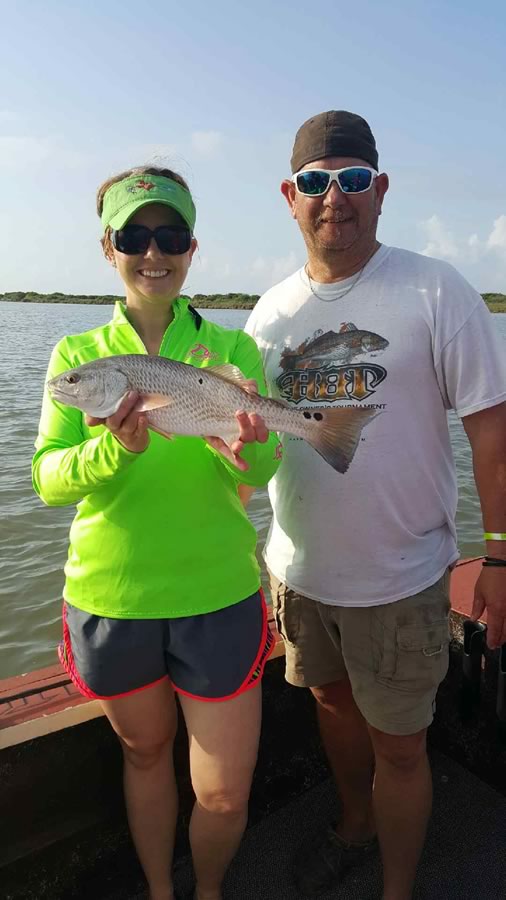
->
xmin=238 ymin=485 xmax=256 ymax=507
xmin=32 ymin=342 xmax=144 ymax=507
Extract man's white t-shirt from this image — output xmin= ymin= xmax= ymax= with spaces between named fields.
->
xmin=245 ymin=245 xmax=506 ymax=607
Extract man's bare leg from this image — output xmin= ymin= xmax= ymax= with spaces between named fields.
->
xmin=311 ymin=678 xmax=376 ymax=841
xmin=369 ymin=726 xmax=431 ymax=900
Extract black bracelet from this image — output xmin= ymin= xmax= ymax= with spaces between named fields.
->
xmin=483 ymin=556 xmax=506 ymax=567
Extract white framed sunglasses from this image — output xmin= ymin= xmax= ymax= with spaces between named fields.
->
xmin=292 ymin=166 xmax=378 ymax=196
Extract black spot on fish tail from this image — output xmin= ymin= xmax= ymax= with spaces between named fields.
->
xmin=304 ymin=406 xmax=378 ymax=473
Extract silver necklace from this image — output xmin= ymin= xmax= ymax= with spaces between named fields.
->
xmin=305 ymin=261 xmax=366 ymax=302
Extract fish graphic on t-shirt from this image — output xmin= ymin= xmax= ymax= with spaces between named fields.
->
xmin=280 ymin=323 xmax=389 ymax=371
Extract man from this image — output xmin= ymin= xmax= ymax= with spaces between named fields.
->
xmin=244 ymin=110 xmax=506 ymax=900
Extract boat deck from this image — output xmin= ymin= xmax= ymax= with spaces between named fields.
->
xmin=2 ymin=560 xmax=506 ymax=899
xmin=78 ymin=750 xmax=506 ymax=900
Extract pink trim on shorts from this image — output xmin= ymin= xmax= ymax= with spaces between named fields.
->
xmin=58 ymin=601 xmax=167 ymax=701
xmin=171 ymin=588 xmax=275 ymax=703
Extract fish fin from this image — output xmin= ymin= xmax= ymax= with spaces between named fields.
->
xmin=305 ymin=406 xmax=378 ymax=473
xmin=339 ymin=322 xmax=358 ymax=333
xmin=204 ymin=428 xmax=241 ymax=450
xmin=206 ymin=364 xmax=249 ymax=386
xmin=135 ymin=393 xmax=173 ymax=412
xmin=218 ymin=430 xmax=241 ymax=446
xmin=147 ymin=423 xmax=174 ymax=440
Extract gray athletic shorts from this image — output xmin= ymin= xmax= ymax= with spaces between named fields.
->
xmin=59 ymin=590 xmax=273 ymax=702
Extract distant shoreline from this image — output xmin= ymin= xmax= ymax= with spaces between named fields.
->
xmin=0 ymin=292 xmax=258 ymax=310
xmin=1 ymin=291 xmax=505 ymax=312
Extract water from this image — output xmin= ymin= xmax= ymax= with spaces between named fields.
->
xmin=1 ymin=302 xmax=505 ymax=679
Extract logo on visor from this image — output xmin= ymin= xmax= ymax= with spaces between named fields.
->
xmin=127 ymin=179 xmax=176 ymax=195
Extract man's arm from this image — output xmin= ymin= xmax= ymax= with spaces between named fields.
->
xmin=463 ymin=401 xmax=506 ymax=648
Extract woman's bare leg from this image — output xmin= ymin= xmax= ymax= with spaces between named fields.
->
xmin=179 ymin=685 xmax=262 ymax=900
xmin=101 ymin=678 xmax=178 ymax=900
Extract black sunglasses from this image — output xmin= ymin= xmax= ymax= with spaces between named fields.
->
xmin=111 ymin=224 xmax=192 ymax=256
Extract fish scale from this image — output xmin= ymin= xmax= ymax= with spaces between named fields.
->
xmin=48 ymin=354 xmax=378 ymax=473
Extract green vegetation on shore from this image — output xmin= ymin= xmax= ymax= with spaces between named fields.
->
xmin=1 ymin=290 xmax=505 ymax=312
xmin=0 ymin=291 xmax=259 ymax=309
xmin=482 ymin=293 xmax=506 ymax=313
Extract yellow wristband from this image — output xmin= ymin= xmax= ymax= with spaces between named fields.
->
xmin=484 ymin=532 xmax=506 ymax=541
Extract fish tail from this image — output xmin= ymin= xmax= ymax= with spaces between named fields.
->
xmin=305 ymin=406 xmax=378 ymax=473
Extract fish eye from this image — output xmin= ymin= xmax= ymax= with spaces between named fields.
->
xmin=66 ymin=374 xmax=80 ymax=384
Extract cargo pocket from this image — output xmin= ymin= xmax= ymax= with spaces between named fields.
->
xmin=381 ymin=620 xmax=450 ymax=693
xmin=273 ymin=583 xmax=301 ymax=646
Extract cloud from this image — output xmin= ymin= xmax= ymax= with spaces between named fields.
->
xmin=271 ymin=251 xmax=300 ymax=284
xmin=190 ymin=130 xmax=223 ymax=157
xmin=466 ymin=233 xmax=485 ymax=264
xmin=249 ymin=251 xmax=303 ymax=291
xmin=185 ymin=248 xmax=303 ymax=295
xmin=419 ymin=215 xmax=459 ymax=260
xmin=419 ymin=214 xmax=506 ymax=267
xmin=250 ymin=252 xmax=300 ymax=282
xmin=487 ymin=215 xmax=506 ymax=255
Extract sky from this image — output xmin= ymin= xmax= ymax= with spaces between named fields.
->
xmin=1 ymin=0 xmax=505 ymax=298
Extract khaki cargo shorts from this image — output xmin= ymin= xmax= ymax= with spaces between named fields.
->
xmin=269 ymin=570 xmax=451 ymax=736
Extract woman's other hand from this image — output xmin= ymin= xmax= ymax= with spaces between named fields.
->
xmin=86 ymin=391 xmax=150 ymax=454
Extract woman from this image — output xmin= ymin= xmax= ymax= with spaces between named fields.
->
xmin=32 ymin=166 xmax=281 ymax=900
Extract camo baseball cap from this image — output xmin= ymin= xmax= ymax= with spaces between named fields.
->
xmin=101 ymin=174 xmax=197 ymax=232
xmin=290 ymin=110 xmax=379 ymax=174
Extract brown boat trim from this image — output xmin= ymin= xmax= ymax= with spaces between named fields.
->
xmin=0 ymin=558 xmax=484 ymax=750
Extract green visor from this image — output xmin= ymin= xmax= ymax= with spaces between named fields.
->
xmin=101 ymin=174 xmax=196 ymax=232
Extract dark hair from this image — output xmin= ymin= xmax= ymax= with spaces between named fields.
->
xmin=97 ymin=165 xmax=192 ymax=260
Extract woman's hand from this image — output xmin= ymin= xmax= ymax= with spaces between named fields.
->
xmin=206 ymin=379 xmax=267 ymax=471
xmin=206 ymin=410 xmax=269 ymax=472
xmin=85 ymin=391 xmax=150 ymax=454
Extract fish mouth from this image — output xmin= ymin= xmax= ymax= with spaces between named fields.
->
xmin=47 ymin=377 xmax=63 ymax=396
xmin=47 ymin=376 xmax=77 ymax=400
xmin=47 ymin=384 xmax=75 ymax=403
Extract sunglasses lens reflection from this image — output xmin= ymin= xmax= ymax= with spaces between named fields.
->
xmin=296 ymin=171 xmax=331 ymax=195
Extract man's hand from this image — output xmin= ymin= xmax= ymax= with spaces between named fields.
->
xmin=472 ymin=567 xmax=506 ymax=649
xmin=85 ymin=391 xmax=150 ymax=454
xmin=463 ymin=402 xmax=506 ymax=649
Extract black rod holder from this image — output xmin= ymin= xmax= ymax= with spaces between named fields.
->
xmin=460 ymin=619 xmax=487 ymax=720
xmin=496 ymin=644 xmax=506 ymax=723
